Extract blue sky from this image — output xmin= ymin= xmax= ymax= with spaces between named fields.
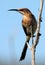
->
xmin=0 ymin=0 xmax=45 ymax=64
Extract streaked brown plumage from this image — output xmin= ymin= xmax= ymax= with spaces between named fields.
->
xmin=8 ymin=8 xmax=37 ymax=61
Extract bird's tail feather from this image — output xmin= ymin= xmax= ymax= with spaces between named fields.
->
xmin=20 ymin=36 xmax=30 ymax=61
xmin=20 ymin=42 xmax=28 ymax=61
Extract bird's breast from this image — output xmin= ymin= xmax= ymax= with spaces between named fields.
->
xmin=22 ymin=16 xmax=32 ymax=27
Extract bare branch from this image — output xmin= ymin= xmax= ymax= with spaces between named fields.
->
xmin=31 ymin=25 xmax=34 ymax=45
xmin=33 ymin=0 xmax=44 ymax=47
xmin=26 ymin=1 xmax=44 ymax=65
xmin=27 ymin=42 xmax=31 ymax=50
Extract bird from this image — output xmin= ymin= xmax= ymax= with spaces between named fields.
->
xmin=8 ymin=8 xmax=37 ymax=61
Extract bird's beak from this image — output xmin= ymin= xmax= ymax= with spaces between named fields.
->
xmin=8 ymin=9 xmax=24 ymax=14
xmin=8 ymin=9 xmax=19 ymax=12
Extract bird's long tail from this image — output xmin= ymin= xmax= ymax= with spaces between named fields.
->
xmin=20 ymin=36 xmax=30 ymax=61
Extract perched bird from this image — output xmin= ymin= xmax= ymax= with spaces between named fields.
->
xmin=8 ymin=8 xmax=37 ymax=61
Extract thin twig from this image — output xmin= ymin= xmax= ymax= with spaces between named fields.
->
xmin=31 ymin=25 xmax=33 ymax=45
xmin=33 ymin=0 xmax=44 ymax=48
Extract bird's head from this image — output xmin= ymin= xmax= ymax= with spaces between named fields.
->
xmin=8 ymin=8 xmax=31 ymax=16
